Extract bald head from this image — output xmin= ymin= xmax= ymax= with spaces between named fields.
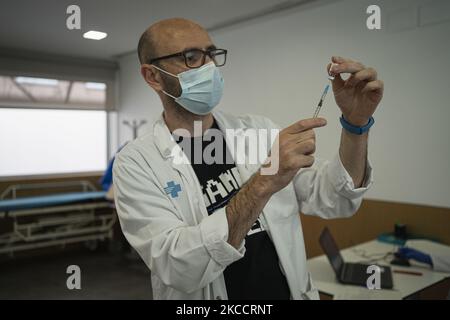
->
xmin=137 ymin=18 xmax=211 ymax=65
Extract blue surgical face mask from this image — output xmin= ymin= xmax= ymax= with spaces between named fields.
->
xmin=153 ymin=62 xmax=224 ymax=115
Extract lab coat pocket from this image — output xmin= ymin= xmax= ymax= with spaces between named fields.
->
xmin=300 ymin=272 xmax=320 ymax=300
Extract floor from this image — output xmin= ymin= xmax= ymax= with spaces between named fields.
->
xmin=0 ymin=248 xmax=153 ymax=300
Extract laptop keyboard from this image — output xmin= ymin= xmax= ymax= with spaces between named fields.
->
xmin=344 ymin=263 xmax=369 ymax=280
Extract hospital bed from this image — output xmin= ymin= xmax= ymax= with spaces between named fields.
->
xmin=0 ymin=180 xmax=116 ymax=256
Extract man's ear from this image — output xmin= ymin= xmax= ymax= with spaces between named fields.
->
xmin=141 ymin=64 xmax=163 ymax=91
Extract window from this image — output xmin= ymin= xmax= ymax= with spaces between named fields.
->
xmin=0 ymin=108 xmax=107 ymax=177
xmin=0 ymin=76 xmax=107 ymax=109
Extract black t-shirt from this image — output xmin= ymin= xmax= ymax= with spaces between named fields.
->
xmin=174 ymin=120 xmax=290 ymax=300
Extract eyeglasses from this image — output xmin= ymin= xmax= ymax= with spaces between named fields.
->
xmin=149 ymin=48 xmax=227 ymax=69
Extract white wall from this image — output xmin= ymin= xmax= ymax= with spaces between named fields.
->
xmin=116 ymin=53 xmax=158 ymax=144
xmin=117 ymin=0 xmax=450 ymax=208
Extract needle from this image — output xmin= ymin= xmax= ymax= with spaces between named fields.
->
xmin=312 ymin=63 xmax=336 ymax=118
xmin=313 ymin=84 xmax=330 ymax=118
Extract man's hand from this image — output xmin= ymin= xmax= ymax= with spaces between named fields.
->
xmin=258 ymin=117 xmax=327 ymax=195
xmin=225 ymin=117 xmax=327 ymax=249
xmin=328 ymin=56 xmax=384 ymax=126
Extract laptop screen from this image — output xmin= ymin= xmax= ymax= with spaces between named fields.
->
xmin=319 ymin=227 xmax=344 ymax=275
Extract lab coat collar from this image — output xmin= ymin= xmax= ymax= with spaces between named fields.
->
xmin=153 ymin=113 xmax=177 ymax=160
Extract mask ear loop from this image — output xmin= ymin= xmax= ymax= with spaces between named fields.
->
xmin=151 ymin=64 xmax=178 ymax=78
xmin=151 ymin=64 xmax=180 ymax=99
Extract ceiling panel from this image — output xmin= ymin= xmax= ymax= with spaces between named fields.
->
xmin=0 ymin=0 xmax=303 ymax=61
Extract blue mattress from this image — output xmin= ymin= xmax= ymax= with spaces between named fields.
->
xmin=0 ymin=191 xmax=107 ymax=212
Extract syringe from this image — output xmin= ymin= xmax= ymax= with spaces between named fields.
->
xmin=312 ymin=63 xmax=336 ymax=118
xmin=312 ymin=84 xmax=330 ymax=118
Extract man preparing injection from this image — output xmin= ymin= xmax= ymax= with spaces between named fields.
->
xmin=113 ymin=18 xmax=384 ymax=300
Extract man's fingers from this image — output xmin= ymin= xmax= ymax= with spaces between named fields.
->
xmin=302 ymin=155 xmax=315 ymax=168
xmin=286 ymin=117 xmax=327 ymax=134
xmin=327 ymin=62 xmax=345 ymax=91
xmin=346 ymin=68 xmax=377 ymax=87
xmin=295 ymin=139 xmax=316 ymax=155
xmin=296 ymin=155 xmax=315 ymax=168
xmin=285 ymin=153 xmax=315 ymax=170
xmin=331 ymin=61 xmax=365 ymax=75
xmin=361 ymin=79 xmax=384 ymax=95
xmin=285 ymin=130 xmax=315 ymax=146
xmin=294 ymin=129 xmax=315 ymax=143
xmin=329 ymin=56 xmax=354 ymax=78
xmin=331 ymin=56 xmax=351 ymax=64
xmin=327 ymin=57 xmax=363 ymax=90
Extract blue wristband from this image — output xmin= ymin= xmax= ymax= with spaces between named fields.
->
xmin=340 ymin=115 xmax=374 ymax=135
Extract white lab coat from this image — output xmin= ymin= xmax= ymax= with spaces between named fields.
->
xmin=113 ymin=111 xmax=373 ymax=300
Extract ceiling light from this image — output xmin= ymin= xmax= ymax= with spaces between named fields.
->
xmin=83 ymin=30 xmax=107 ymax=40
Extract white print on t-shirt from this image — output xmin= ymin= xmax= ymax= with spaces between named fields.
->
xmin=202 ymin=167 xmax=242 ymax=207
xmin=201 ymin=167 xmax=264 ymax=237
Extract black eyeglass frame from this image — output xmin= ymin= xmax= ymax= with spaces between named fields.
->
xmin=148 ymin=48 xmax=228 ymax=68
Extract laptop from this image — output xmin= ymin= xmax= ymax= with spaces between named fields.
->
xmin=319 ymin=227 xmax=393 ymax=289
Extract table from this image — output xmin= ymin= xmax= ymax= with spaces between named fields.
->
xmin=307 ymin=239 xmax=450 ymax=299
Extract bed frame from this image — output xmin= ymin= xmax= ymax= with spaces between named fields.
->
xmin=0 ymin=180 xmax=116 ymax=256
